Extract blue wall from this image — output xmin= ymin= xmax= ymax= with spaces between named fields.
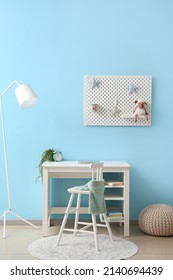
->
xmin=0 ymin=0 xmax=173 ymax=221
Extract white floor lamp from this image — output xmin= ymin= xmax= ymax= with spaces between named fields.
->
xmin=0 ymin=80 xmax=39 ymax=238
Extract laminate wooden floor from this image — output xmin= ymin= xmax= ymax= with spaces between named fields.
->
xmin=0 ymin=224 xmax=173 ymax=260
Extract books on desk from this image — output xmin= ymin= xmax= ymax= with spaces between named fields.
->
xmin=107 ymin=211 xmax=124 ymax=222
xmin=78 ymin=161 xmax=94 ymax=164
xmin=78 ymin=161 xmax=102 ymax=164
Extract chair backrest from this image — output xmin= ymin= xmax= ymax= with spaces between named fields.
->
xmin=89 ymin=162 xmax=104 ymax=180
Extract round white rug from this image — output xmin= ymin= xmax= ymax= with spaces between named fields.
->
xmin=28 ymin=234 xmax=138 ymax=260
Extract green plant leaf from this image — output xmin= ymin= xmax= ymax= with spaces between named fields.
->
xmin=36 ymin=148 xmax=55 ymax=182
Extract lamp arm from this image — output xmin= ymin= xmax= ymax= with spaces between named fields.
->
xmin=0 ymin=98 xmax=11 ymax=210
xmin=0 ymin=80 xmax=20 ymax=98
xmin=0 ymin=80 xmax=38 ymax=211
xmin=0 ymin=82 xmax=21 ymax=210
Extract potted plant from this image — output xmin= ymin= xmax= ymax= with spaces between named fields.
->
xmin=36 ymin=148 xmax=62 ymax=181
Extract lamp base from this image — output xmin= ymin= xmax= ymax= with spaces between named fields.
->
xmin=0 ymin=209 xmax=39 ymax=238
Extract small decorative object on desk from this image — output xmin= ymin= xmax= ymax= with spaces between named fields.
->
xmin=36 ymin=148 xmax=63 ymax=181
xmin=78 ymin=161 xmax=102 ymax=165
xmin=53 ymin=149 xmax=63 ymax=162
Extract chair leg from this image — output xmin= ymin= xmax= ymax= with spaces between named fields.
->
xmin=74 ymin=193 xmax=81 ymax=236
xmin=55 ymin=193 xmax=75 ymax=246
xmin=91 ymin=214 xmax=99 ymax=251
xmin=48 ymin=215 xmax=50 ymax=227
xmin=102 ymin=213 xmax=114 ymax=242
xmin=99 ymin=214 xmax=104 ymax=222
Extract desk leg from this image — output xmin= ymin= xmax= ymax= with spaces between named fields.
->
xmin=42 ymin=167 xmax=49 ymax=236
xmin=124 ymin=169 xmax=130 ymax=236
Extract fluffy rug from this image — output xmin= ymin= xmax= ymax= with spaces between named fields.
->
xmin=28 ymin=234 xmax=138 ymax=260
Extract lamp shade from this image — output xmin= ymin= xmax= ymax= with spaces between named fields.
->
xmin=15 ymin=84 xmax=38 ymax=109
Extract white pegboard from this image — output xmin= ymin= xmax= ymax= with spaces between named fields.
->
xmin=84 ymin=75 xmax=152 ymax=126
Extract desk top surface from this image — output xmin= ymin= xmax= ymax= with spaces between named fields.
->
xmin=42 ymin=160 xmax=130 ymax=168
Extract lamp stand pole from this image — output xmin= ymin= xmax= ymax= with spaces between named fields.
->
xmin=0 ymin=81 xmax=39 ymax=238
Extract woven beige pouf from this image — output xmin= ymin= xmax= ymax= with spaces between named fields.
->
xmin=138 ymin=204 xmax=173 ymax=236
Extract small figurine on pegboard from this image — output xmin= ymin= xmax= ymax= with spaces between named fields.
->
xmin=133 ymin=99 xmax=148 ymax=123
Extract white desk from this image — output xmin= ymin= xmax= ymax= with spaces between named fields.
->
xmin=42 ymin=161 xmax=130 ymax=236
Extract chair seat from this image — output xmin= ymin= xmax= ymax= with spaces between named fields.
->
xmin=67 ymin=186 xmax=90 ymax=195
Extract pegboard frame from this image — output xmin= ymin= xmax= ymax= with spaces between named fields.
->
xmin=84 ymin=75 xmax=152 ymax=126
